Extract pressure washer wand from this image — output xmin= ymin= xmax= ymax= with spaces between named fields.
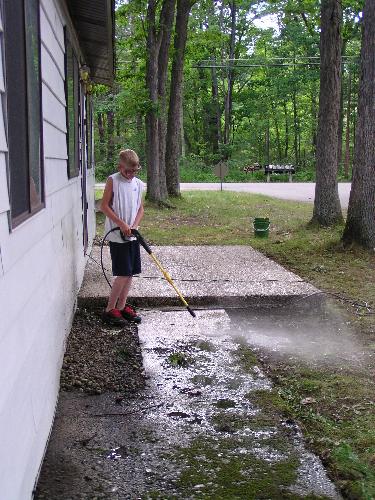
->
xmin=131 ymin=229 xmax=196 ymax=318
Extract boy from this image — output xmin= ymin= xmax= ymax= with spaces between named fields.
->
xmin=100 ymin=149 xmax=145 ymax=326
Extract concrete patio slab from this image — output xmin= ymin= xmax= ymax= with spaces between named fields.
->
xmin=79 ymin=245 xmax=317 ymax=308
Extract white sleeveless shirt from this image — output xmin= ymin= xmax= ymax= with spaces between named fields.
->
xmin=104 ymin=173 xmax=145 ymax=243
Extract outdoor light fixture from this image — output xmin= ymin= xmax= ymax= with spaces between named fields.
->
xmin=79 ymin=64 xmax=90 ymax=82
xmin=79 ymin=64 xmax=93 ymax=94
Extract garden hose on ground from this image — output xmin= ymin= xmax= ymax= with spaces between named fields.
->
xmin=100 ymin=227 xmax=196 ymax=318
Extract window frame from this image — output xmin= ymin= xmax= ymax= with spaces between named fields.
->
xmin=85 ymin=95 xmax=94 ymax=169
xmin=3 ymin=0 xmax=44 ymax=228
xmin=64 ymin=29 xmax=80 ymax=179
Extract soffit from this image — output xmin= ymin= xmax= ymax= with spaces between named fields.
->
xmin=66 ymin=0 xmax=115 ymax=85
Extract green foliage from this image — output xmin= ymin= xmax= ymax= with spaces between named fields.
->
xmin=94 ymin=0 xmax=362 ymax=183
xmin=330 ymin=444 xmax=375 ymax=499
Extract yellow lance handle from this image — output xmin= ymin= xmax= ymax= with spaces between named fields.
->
xmin=131 ymin=229 xmax=196 ymax=317
xmin=150 ymin=253 xmax=189 ymax=307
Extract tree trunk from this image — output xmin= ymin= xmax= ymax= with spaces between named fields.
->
xmin=337 ymin=76 xmax=344 ymax=172
xmin=106 ymin=110 xmax=115 ymax=163
xmin=342 ymin=0 xmax=375 ymax=248
xmin=311 ymin=0 xmax=343 ymax=226
xmin=283 ymin=101 xmax=289 ymax=159
xmin=211 ymin=63 xmax=221 ymax=151
xmin=97 ymin=113 xmax=105 ymax=159
xmin=198 ymin=66 xmax=212 ymax=148
xmin=337 ymin=41 xmax=347 ymax=173
xmin=265 ymin=121 xmax=270 ymax=165
xmin=165 ymin=0 xmax=194 ymax=197
xmin=310 ymin=86 xmax=318 ymax=156
xmin=158 ymin=0 xmax=176 ymax=200
xmin=272 ymin=103 xmax=282 ymax=162
xmin=292 ymin=87 xmax=299 ymax=165
xmin=180 ymin=100 xmax=185 ymax=156
xmin=223 ymin=0 xmax=236 ymax=147
xmin=343 ymin=71 xmax=352 ymax=178
xmin=145 ymin=0 xmax=162 ymax=203
xmin=192 ymin=87 xmax=200 ymax=152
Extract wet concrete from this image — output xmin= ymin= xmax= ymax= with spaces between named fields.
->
xmin=36 ymin=246 xmax=351 ymax=498
xmin=36 ymin=305 xmax=344 ymax=499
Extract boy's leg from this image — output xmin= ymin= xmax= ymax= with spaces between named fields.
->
xmin=117 ymin=277 xmax=142 ymax=323
xmin=106 ymin=276 xmax=130 ymax=312
xmin=105 ymin=240 xmax=141 ymax=323
xmin=116 ymin=276 xmax=133 ymax=311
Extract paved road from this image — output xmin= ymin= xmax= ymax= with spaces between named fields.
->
xmin=95 ymin=182 xmax=351 ymax=208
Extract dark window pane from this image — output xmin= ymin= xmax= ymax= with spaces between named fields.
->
xmin=4 ymin=0 xmax=29 ymax=219
xmin=65 ymin=36 xmax=79 ymax=178
xmin=74 ymin=57 xmax=80 ymax=172
xmin=4 ymin=0 xmax=43 ymax=224
xmin=25 ymin=0 xmax=43 ymax=209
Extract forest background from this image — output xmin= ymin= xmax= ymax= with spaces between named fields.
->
xmin=92 ymin=4 xmax=375 ymax=494
xmin=93 ymin=0 xmax=362 ymax=186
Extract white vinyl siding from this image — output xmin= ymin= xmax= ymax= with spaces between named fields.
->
xmin=0 ymin=0 xmax=96 ymax=497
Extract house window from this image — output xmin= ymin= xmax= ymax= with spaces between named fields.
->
xmin=3 ymin=0 xmax=44 ymax=226
xmin=65 ymin=33 xmax=80 ymax=178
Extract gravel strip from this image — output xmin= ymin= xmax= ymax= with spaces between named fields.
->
xmin=60 ymin=306 xmax=146 ymax=395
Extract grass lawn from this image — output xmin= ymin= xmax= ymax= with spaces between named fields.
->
xmin=96 ymin=190 xmax=375 ymax=499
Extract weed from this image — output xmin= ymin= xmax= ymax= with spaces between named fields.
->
xmin=168 ymin=352 xmax=189 ymax=367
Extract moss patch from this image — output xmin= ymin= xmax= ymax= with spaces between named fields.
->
xmin=174 ymin=436 xmax=300 ymax=499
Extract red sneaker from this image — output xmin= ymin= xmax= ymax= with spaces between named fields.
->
xmin=121 ymin=305 xmax=141 ymax=324
xmin=102 ymin=308 xmax=128 ymax=326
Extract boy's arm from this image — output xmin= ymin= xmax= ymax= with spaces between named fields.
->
xmin=100 ymin=177 xmax=132 ymax=236
xmin=131 ymin=202 xmax=144 ymax=229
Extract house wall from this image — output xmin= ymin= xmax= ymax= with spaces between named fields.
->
xmin=0 ymin=1 xmax=95 ymax=498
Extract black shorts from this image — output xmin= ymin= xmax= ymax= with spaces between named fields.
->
xmin=109 ymin=241 xmax=141 ymax=277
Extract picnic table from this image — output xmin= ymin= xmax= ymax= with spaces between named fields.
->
xmin=264 ymin=164 xmax=295 ymax=182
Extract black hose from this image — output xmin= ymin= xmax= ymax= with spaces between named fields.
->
xmin=100 ymin=226 xmax=122 ymax=288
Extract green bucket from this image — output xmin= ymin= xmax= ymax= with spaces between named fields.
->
xmin=253 ymin=217 xmax=270 ymax=238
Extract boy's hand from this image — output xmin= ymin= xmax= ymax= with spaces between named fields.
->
xmin=119 ymin=221 xmax=132 ymax=237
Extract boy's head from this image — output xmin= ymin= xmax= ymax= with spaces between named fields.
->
xmin=118 ymin=149 xmax=141 ymax=180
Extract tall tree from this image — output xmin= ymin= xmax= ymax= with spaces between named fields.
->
xmin=343 ymin=70 xmax=352 ymax=178
xmin=165 ymin=0 xmax=196 ymax=197
xmin=342 ymin=0 xmax=375 ymax=248
xmin=145 ymin=0 xmax=162 ymax=202
xmin=311 ymin=0 xmax=343 ymax=226
xmin=145 ymin=0 xmax=176 ymax=203
xmin=223 ymin=0 xmax=236 ymax=147
xmin=158 ymin=0 xmax=176 ymax=199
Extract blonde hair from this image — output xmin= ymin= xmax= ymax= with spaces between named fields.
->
xmin=119 ymin=149 xmax=140 ymax=168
